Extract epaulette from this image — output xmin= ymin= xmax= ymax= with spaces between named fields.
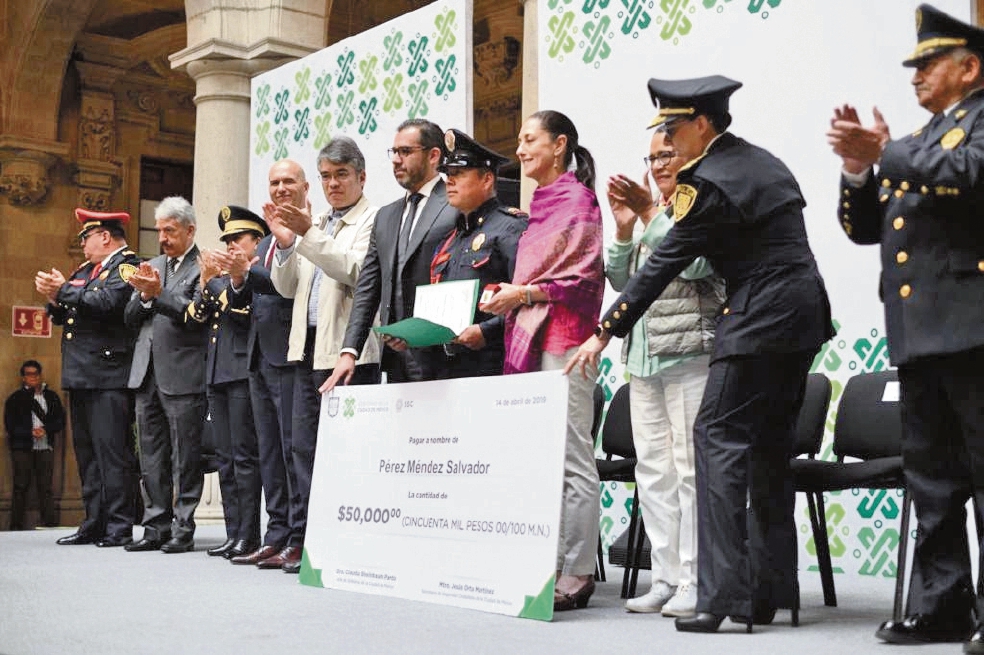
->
xmin=677 ymin=152 xmax=708 ymax=174
xmin=122 ymin=250 xmax=136 ymax=257
xmin=504 ymin=206 xmax=528 ymax=218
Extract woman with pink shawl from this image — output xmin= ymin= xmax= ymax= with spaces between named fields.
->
xmin=482 ymin=110 xmax=605 ymax=611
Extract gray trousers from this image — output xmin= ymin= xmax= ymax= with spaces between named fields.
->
xmin=135 ymin=366 xmax=205 ymax=541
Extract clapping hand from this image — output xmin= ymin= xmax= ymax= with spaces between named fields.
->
xmin=827 ymin=105 xmax=891 ymax=174
xmin=607 ymin=173 xmax=655 ymax=240
xmin=127 ymin=261 xmax=162 ymax=300
xmin=35 ymin=268 xmax=66 ymax=302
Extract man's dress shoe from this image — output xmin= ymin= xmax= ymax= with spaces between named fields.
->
xmin=207 ymin=538 xmax=236 ymax=557
xmin=256 ymin=546 xmax=301 ymax=569
xmin=223 ymin=539 xmax=256 ymax=560
xmin=231 ymin=544 xmax=280 ymax=565
xmin=160 ymin=536 xmax=195 ymax=554
xmin=676 ymin=612 xmax=753 ymax=634
xmin=125 ymin=537 xmax=165 ymax=552
xmin=283 ymin=559 xmax=302 ymax=574
xmin=875 ymin=614 xmax=974 ymax=644
xmin=95 ymin=534 xmax=133 ymax=548
xmin=56 ymin=531 xmax=97 ymax=546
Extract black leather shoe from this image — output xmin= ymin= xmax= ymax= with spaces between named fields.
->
xmin=56 ymin=531 xmax=97 ymax=546
xmin=965 ymin=625 xmax=984 ymax=654
xmin=207 ymin=538 xmax=236 ymax=557
xmin=125 ymin=537 xmax=165 ymax=552
xmin=95 ymin=534 xmax=133 ymax=548
xmin=283 ymin=559 xmax=302 ymax=574
xmin=730 ymin=607 xmax=777 ymax=626
xmin=223 ymin=539 xmax=256 ymax=560
xmin=160 ymin=536 xmax=195 ymax=553
xmin=676 ymin=613 xmax=752 ymax=634
xmin=875 ymin=614 xmax=973 ymax=644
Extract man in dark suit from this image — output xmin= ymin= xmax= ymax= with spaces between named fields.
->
xmin=123 ymin=196 xmax=208 ymax=554
xmin=828 ymin=5 xmax=984 ymax=649
xmin=226 ymin=233 xmax=296 ymax=568
xmin=569 ymin=76 xmax=834 ymax=633
xmin=35 ymin=209 xmax=142 ymax=546
xmin=187 ymin=206 xmax=269 ymax=561
xmin=324 ymin=119 xmax=458 ymax=391
xmin=4 ymin=360 xmax=66 ymax=530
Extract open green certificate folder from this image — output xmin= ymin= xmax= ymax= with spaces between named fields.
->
xmin=373 ymin=279 xmax=480 ymax=348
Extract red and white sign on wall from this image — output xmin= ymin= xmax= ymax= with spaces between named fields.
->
xmin=12 ymin=306 xmax=51 ymax=338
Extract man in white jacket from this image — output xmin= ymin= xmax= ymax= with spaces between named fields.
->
xmin=267 ymin=140 xmax=380 ymax=572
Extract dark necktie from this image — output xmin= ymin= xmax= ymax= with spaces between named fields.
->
xmin=398 ymin=193 xmax=424 ymax=257
xmin=166 ymin=257 xmax=178 ymax=284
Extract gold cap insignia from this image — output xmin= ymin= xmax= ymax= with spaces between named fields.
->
xmin=941 ymin=127 xmax=966 ymax=150
xmin=471 ymin=233 xmax=486 ymax=251
xmin=673 ymin=184 xmax=698 ymax=222
xmin=220 ymin=206 xmax=232 ymax=221
xmin=445 ymin=130 xmax=456 ymax=152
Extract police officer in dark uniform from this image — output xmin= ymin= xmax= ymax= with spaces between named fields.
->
xmin=187 ymin=206 xmax=269 ymax=560
xmin=226 ymin=233 xmax=297 ymax=567
xmin=829 ymin=5 xmax=984 ymax=648
xmin=36 ymin=208 xmax=142 ymax=547
xmin=429 ymin=129 xmax=527 ymax=378
xmin=568 ymin=76 xmax=834 ymax=633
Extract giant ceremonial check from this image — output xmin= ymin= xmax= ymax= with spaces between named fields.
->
xmin=299 ymin=371 xmax=568 ymax=621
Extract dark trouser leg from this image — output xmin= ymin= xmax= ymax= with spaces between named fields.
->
xmin=694 ymin=352 xmax=812 ymax=617
xmin=746 ymin=353 xmax=812 ymax=612
xmin=70 ymin=390 xmax=103 ymax=537
xmin=228 ymin=380 xmax=261 ymax=544
xmin=159 ymin=391 xmax=205 ymax=541
xmin=899 ymin=349 xmax=984 ymax=619
xmin=135 ymin=376 xmax=173 ymax=541
xmin=33 ymin=449 xmax=56 ymax=527
xmin=9 ymin=450 xmax=31 ymax=530
xmin=249 ymin=362 xmax=293 ymax=548
xmin=208 ymin=386 xmax=238 ymax=540
xmin=289 ymin=355 xmax=319 ymax=548
xmin=90 ymin=389 xmax=136 ymax=538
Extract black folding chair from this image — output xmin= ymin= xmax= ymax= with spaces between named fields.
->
xmin=594 ymin=384 xmax=644 ymax=598
xmin=791 ymin=370 xmax=908 ymax=620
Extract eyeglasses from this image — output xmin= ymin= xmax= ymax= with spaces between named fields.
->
xmin=663 ymin=119 xmax=694 ymax=139
xmin=387 ymin=146 xmax=427 ymax=159
xmin=79 ymin=230 xmax=107 ymax=245
xmin=22 ymin=371 xmax=40 ymax=377
xmin=644 ymin=151 xmax=678 ymax=167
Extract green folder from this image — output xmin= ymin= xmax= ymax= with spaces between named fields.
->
xmin=373 ymin=279 xmax=480 ymax=348
xmin=373 ymin=317 xmax=458 ymax=347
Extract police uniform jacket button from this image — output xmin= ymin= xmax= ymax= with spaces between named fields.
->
xmin=67 ymin=318 xmax=75 ymax=325
xmin=897 ymin=251 xmax=909 ymax=264
xmin=900 ymin=284 xmax=912 ymax=298
xmin=66 ymin=333 xmax=73 ymax=340
xmin=893 ymin=217 xmax=905 ymax=230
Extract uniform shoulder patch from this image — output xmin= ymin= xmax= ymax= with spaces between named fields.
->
xmin=673 ymin=184 xmax=699 ymax=222
xmin=941 ymin=127 xmax=965 ymax=150
xmin=118 ymin=263 xmax=138 ymax=283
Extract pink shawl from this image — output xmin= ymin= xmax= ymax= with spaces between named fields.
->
xmin=504 ymin=172 xmax=605 ymax=374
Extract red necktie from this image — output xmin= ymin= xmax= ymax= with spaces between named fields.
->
xmin=88 ymin=263 xmax=102 ymax=281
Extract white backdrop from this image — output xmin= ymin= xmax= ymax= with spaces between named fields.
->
xmin=249 ymin=0 xmax=472 ymax=215
xmin=538 ymin=0 xmax=974 ymax=582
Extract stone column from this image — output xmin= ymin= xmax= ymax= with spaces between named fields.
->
xmin=519 ymin=0 xmax=539 ymax=210
xmin=181 ymin=59 xmax=286 ymax=249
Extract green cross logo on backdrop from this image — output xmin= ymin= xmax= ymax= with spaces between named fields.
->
xmin=434 ymin=9 xmax=458 ymax=52
xmin=343 ymin=397 xmax=356 ymax=419
xmin=544 ymin=0 xmax=784 ymax=65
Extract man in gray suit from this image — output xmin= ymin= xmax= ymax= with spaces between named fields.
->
xmin=123 ymin=196 xmax=208 ymax=554
xmin=324 ymin=119 xmax=458 ymax=390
